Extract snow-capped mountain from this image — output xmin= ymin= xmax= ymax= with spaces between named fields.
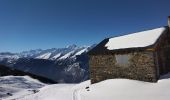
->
xmin=0 ymin=44 xmax=95 ymax=83
xmin=0 ymin=44 xmax=93 ymax=62
xmin=0 ymin=52 xmax=19 ymax=65
xmin=8 ymin=44 xmax=91 ymax=61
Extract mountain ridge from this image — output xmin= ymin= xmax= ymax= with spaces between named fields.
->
xmin=0 ymin=44 xmax=96 ymax=83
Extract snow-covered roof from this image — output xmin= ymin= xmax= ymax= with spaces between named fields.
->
xmin=105 ymin=27 xmax=167 ymax=50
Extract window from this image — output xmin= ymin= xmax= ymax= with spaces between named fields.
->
xmin=115 ymin=55 xmax=129 ymax=66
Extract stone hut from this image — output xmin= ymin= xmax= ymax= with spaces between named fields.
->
xmin=88 ymin=17 xmax=170 ymax=84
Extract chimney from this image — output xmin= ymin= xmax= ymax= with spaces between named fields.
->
xmin=168 ymin=16 xmax=170 ymax=28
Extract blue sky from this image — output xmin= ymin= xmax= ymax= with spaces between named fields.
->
xmin=0 ymin=0 xmax=170 ymax=53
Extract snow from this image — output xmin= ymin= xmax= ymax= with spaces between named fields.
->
xmin=71 ymin=48 xmax=88 ymax=58
xmin=20 ymin=84 xmax=75 ymax=100
xmin=0 ymin=76 xmax=46 ymax=100
xmin=17 ymin=81 xmax=90 ymax=100
xmin=50 ymin=53 xmax=61 ymax=60
xmin=58 ymin=51 xmax=75 ymax=60
xmin=80 ymin=79 xmax=170 ymax=100
xmin=36 ymin=53 xmax=51 ymax=59
xmin=0 ymin=54 xmax=19 ymax=60
xmin=12 ymin=73 xmax=170 ymax=100
xmin=0 ymin=45 xmax=92 ymax=62
xmin=74 ymin=48 xmax=88 ymax=56
xmin=105 ymin=27 xmax=166 ymax=50
xmin=20 ymin=49 xmax=42 ymax=58
xmin=0 ymin=54 xmax=19 ymax=64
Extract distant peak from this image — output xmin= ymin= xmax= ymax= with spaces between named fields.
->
xmin=66 ymin=44 xmax=77 ymax=49
xmin=0 ymin=52 xmax=16 ymax=55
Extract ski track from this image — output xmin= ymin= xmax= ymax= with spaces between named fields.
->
xmin=13 ymin=81 xmax=90 ymax=100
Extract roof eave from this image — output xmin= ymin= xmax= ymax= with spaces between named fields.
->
xmin=88 ymin=46 xmax=155 ymax=55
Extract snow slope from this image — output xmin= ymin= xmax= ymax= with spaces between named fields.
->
xmin=36 ymin=52 xmax=52 ymax=59
xmin=80 ymin=79 xmax=170 ymax=100
xmin=58 ymin=50 xmax=76 ymax=60
xmin=50 ymin=53 xmax=61 ymax=60
xmin=0 ymin=76 xmax=46 ymax=100
xmin=73 ymin=48 xmax=88 ymax=57
xmin=17 ymin=80 xmax=90 ymax=100
xmin=16 ymin=73 xmax=170 ymax=100
xmin=105 ymin=27 xmax=167 ymax=50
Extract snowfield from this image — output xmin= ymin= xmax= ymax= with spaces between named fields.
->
xmin=3 ymin=73 xmax=170 ymax=100
xmin=0 ymin=76 xmax=46 ymax=100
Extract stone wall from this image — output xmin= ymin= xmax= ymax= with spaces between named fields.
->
xmin=157 ymin=30 xmax=170 ymax=73
xmin=89 ymin=51 xmax=157 ymax=84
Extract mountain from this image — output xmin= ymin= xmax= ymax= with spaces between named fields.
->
xmin=0 ymin=44 xmax=95 ymax=83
